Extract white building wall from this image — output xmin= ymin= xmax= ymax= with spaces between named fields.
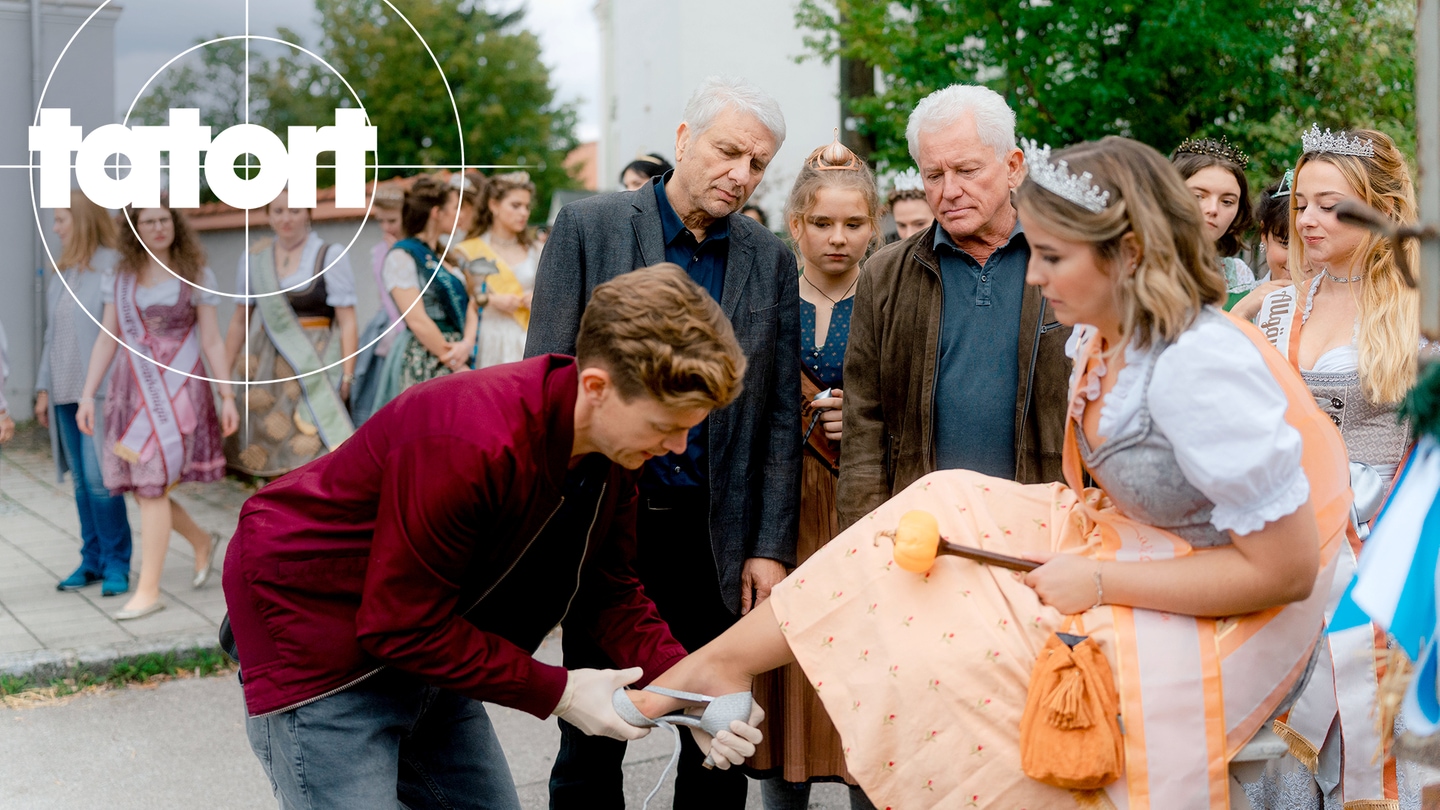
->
xmin=596 ymin=0 xmax=839 ymax=226
xmin=0 ymin=1 xmax=119 ymax=417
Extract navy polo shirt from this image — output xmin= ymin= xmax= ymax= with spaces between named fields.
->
xmin=641 ymin=174 xmax=730 ymax=491
xmin=933 ymin=221 xmax=1029 ymax=478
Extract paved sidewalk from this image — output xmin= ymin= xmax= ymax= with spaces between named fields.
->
xmin=0 ymin=424 xmax=253 ymax=677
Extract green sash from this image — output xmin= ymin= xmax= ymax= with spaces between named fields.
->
xmin=248 ymin=244 xmax=355 ymax=450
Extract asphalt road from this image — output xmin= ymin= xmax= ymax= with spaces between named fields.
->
xmin=0 ymin=674 xmax=856 ymax=809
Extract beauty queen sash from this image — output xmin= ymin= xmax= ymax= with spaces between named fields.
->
xmin=1255 ymin=282 xmax=1301 ymax=358
xmin=247 ymin=242 xmax=354 ymax=450
xmin=113 ymin=271 xmax=202 ymax=486
xmin=1254 ymin=277 xmax=1397 ymax=805
xmin=1068 ymin=312 xmax=1349 ymax=809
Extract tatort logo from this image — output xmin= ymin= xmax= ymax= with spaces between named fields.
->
xmin=29 ymin=108 xmax=377 ymax=211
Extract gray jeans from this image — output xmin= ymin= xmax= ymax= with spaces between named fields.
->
xmin=244 ymin=669 xmax=522 ymax=810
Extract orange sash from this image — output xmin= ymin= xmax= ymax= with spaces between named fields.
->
xmin=1066 ymin=312 xmax=1351 ymax=808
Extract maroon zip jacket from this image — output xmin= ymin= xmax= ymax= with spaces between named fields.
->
xmin=222 ymin=355 xmax=687 ymax=718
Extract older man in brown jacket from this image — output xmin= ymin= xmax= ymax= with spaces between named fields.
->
xmin=838 ymin=84 xmax=1072 ymax=529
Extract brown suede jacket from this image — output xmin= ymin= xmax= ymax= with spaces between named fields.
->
xmin=837 ymin=219 xmax=1073 ymax=529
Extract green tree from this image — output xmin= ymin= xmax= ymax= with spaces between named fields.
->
xmin=133 ymin=2 xmax=580 ymax=216
xmin=131 ymin=38 xmax=260 ymax=130
xmin=797 ymin=0 xmax=1415 ymax=187
xmin=267 ymin=0 xmax=579 ymax=218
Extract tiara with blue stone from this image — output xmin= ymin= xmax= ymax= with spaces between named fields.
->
xmin=1021 ymin=139 xmax=1111 ymax=213
xmin=1301 ymin=124 xmax=1375 ymax=158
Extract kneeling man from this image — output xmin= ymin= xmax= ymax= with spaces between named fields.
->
xmin=223 ymin=265 xmax=756 ymax=809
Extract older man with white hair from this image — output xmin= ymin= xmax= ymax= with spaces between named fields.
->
xmin=527 ymin=76 xmax=800 ymax=810
xmin=838 ymin=84 xmax=1073 ymax=529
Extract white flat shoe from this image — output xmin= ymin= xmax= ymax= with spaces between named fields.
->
xmin=193 ymin=532 xmax=222 ymax=589
xmin=116 ymin=601 xmax=165 ymax=621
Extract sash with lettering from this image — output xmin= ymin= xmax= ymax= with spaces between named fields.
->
xmin=1256 ymin=273 xmax=1399 ymax=805
xmin=113 ymin=271 xmax=202 ymax=486
xmin=1255 ymin=282 xmax=1300 ymax=357
xmin=247 ymin=242 xmax=354 ymax=450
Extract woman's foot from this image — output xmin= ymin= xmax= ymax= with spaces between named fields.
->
xmin=116 ymin=596 xmax=165 ymax=621
xmin=192 ymin=532 xmax=222 ymax=589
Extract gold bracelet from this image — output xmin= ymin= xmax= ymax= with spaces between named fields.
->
xmin=1092 ymin=563 xmax=1105 ymax=609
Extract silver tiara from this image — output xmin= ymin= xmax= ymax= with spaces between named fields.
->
xmin=890 ymin=167 xmax=924 ymax=193
xmin=1301 ymin=124 xmax=1375 ymax=158
xmin=1020 ymin=139 xmax=1111 ymax=213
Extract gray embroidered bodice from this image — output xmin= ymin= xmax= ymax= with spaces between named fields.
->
xmin=1075 ymin=340 xmax=1232 ymax=549
xmin=1300 ymin=369 xmax=1406 ymax=473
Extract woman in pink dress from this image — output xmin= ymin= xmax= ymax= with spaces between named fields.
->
xmin=77 ymin=201 xmax=239 ymax=620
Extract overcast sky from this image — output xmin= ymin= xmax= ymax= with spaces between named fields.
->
xmin=112 ymin=0 xmax=602 ymax=141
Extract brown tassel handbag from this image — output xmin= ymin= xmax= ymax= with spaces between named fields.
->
xmin=1019 ymin=615 xmax=1125 ymax=790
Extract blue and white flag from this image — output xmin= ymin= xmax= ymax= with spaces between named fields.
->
xmin=1330 ymin=436 xmax=1440 ymax=734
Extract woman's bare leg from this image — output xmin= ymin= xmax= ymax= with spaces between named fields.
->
xmin=168 ymin=498 xmax=213 ymax=573
xmin=123 ymin=495 xmax=173 ymax=611
xmin=631 ymin=600 xmax=795 ymax=718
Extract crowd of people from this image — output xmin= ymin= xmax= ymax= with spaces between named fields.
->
xmin=16 ymin=70 xmax=1433 ymax=810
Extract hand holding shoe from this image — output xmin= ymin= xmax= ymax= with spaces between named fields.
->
xmin=553 ymin=667 xmax=651 ymax=741
xmin=689 ymin=701 xmax=765 ymax=769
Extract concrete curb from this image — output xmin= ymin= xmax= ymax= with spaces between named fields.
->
xmin=0 ymin=630 xmax=221 ymax=680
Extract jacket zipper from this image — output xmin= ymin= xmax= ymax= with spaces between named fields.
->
xmin=555 ymin=483 xmax=607 ymax=628
xmin=257 ymin=499 xmax=568 ymax=718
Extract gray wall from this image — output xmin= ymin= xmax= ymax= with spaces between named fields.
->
xmin=1 ymin=1 xmax=118 ymax=419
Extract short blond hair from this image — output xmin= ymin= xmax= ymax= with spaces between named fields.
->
xmin=577 ymin=264 xmax=746 ymax=411
xmin=1015 ymin=136 xmax=1226 ymax=350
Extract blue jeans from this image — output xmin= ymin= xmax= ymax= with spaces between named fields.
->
xmin=54 ymin=402 xmax=132 ymax=577
xmin=244 ymin=669 xmax=523 ymax=810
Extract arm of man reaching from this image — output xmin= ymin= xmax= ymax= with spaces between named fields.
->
xmin=573 ymin=474 xmax=765 ymax=764
xmin=353 ymin=436 xmax=644 ymax=739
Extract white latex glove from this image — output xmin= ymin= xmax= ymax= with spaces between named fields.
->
xmin=552 ymin=667 xmax=651 ymax=741
xmin=688 ymin=702 xmax=765 ymax=769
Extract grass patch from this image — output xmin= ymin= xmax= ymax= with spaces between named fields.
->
xmin=1 ymin=647 xmax=235 ymax=707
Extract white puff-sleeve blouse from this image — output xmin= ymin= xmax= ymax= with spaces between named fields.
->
xmin=1071 ymin=308 xmax=1310 ymax=536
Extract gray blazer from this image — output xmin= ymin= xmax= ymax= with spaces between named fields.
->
xmin=525 ymin=186 xmax=802 ymax=613
xmin=37 ymin=248 xmax=117 ymax=482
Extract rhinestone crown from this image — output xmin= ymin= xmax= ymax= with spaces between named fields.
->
xmin=1021 ymin=139 xmax=1111 ymax=214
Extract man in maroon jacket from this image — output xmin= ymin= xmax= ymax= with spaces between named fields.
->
xmin=223 ymin=266 xmax=755 ymax=809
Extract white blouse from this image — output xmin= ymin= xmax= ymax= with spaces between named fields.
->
xmin=1068 ymin=307 xmax=1310 ymax=536
xmin=381 ymin=248 xmax=465 ymax=292
xmin=234 ymin=232 xmax=357 ymax=307
xmin=101 ymin=266 xmax=221 ymax=309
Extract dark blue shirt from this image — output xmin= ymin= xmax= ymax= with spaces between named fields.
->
xmin=933 ymin=221 xmax=1029 ymax=478
xmin=800 ymin=296 xmax=852 ymax=389
xmin=642 ymin=174 xmax=730 ymax=491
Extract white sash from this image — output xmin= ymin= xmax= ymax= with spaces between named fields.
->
xmin=114 ymin=272 xmax=202 ymax=486
xmin=1256 ymin=284 xmax=1299 ymax=356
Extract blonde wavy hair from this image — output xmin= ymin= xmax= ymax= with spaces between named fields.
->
xmin=57 ymin=190 xmax=117 ymax=271
xmin=1014 ymin=136 xmax=1226 ymax=350
xmin=1289 ymin=129 xmax=1419 ymax=405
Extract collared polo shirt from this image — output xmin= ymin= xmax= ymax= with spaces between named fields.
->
xmin=933 ymin=219 xmax=1030 ymax=478
xmin=641 ymin=173 xmax=730 ymax=491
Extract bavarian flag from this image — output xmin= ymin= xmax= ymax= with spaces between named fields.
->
xmin=1329 ymin=437 xmax=1440 ymax=733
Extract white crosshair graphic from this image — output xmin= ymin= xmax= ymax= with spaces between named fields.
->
xmin=10 ymin=0 xmax=528 ymax=437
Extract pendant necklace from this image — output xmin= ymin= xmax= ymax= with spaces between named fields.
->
xmin=804 ymin=272 xmax=858 ymax=307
